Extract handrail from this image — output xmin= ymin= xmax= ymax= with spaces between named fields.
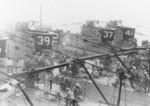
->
xmin=84 ymin=85 xmax=147 ymax=106
xmin=8 ymin=97 xmax=19 ymax=106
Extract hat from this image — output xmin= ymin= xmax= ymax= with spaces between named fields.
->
xmin=141 ymin=66 xmax=145 ymax=69
xmin=76 ymin=83 xmax=80 ymax=86
xmin=133 ymin=66 xmax=136 ymax=70
xmin=66 ymin=88 xmax=71 ymax=92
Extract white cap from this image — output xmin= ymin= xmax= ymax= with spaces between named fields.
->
xmin=133 ymin=66 xmax=136 ymax=69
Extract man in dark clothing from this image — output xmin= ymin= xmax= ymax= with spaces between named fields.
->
xmin=73 ymin=83 xmax=81 ymax=99
xmin=70 ymin=99 xmax=79 ymax=106
xmin=24 ymin=59 xmax=32 ymax=72
xmin=81 ymin=50 xmax=88 ymax=57
xmin=59 ymin=55 xmax=67 ymax=73
xmin=24 ymin=59 xmax=35 ymax=88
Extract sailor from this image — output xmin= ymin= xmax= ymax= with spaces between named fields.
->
xmin=24 ymin=58 xmax=32 ymax=72
xmin=60 ymin=75 xmax=66 ymax=90
xmin=54 ymin=90 xmax=61 ymax=102
xmin=17 ymin=57 xmax=24 ymax=73
xmin=59 ymin=55 xmax=67 ymax=73
xmin=70 ymin=60 xmax=80 ymax=77
xmin=93 ymin=58 xmax=99 ymax=72
xmin=92 ymin=69 xmax=99 ymax=78
xmin=39 ymin=53 xmax=46 ymax=83
xmin=50 ymin=54 xmax=54 ymax=66
xmin=143 ymin=69 xmax=150 ymax=93
xmin=24 ymin=58 xmax=34 ymax=88
xmin=49 ymin=72 xmax=54 ymax=92
xmin=81 ymin=50 xmax=88 ymax=57
xmin=45 ymin=57 xmax=51 ymax=66
xmin=73 ymin=83 xmax=82 ymax=99
xmin=44 ymin=71 xmax=50 ymax=92
xmin=6 ymin=57 xmax=13 ymax=74
xmin=131 ymin=66 xmax=138 ymax=86
xmin=112 ymin=62 xmax=124 ymax=87
xmin=39 ymin=53 xmax=45 ymax=67
xmin=64 ymin=77 xmax=69 ymax=90
xmin=34 ymin=52 xmax=40 ymax=66
xmin=70 ymin=98 xmax=79 ymax=106
xmin=65 ymin=88 xmax=74 ymax=106
xmin=33 ymin=52 xmax=41 ymax=83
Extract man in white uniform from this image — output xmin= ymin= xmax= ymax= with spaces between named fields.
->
xmin=6 ymin=57 xmax=13 ymax=74
xmin=17 ymin=57 xmax=24 ymax=73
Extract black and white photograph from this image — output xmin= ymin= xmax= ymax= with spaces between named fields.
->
xmin=0 ymin=0 xmax=150 ymax=106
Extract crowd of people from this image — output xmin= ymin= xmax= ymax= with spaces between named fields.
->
xmin=5 ymin=52 xmax=82 ymax=106
xmin=4 ymin=49 xmax=150 ymax=106
xmin=111 ymin=54 xmax=150 ymax=94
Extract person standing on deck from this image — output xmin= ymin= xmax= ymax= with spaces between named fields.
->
xmin=39 ymin=53 xmax=45 ymax=67
xmin=6 ymin=57 xmax=13 ymax=74
xmin=45 ymin=57 xmax=50 ymax=65
xmin=17 ymin=57 xmax=24 ymax=73
xmin=33 ymin=52 xmax=40 ymax=83
xmin=58 ymin=55 xmax=67 ymax=73
xmin=48 ymin=72 xmax=54 ymax=92
xmin=34 ymin=52 xmax=40 ymax=66
xmin=112 ymin=62 xmax=124 ymax=87
xmin=24 ymin=58 xmax=34 ymax=88
xmin=81 ymin=50 xmax=88 ymax=57
xmin=39 ymin=53 xmax=46 ymax=83
xmin=70 ymin=98 xmax=79 ymax=106
xmin=24 ymin=58 xmax=32 ymax=72
xmin=44 ymin=57 xmax=52 ymax=91
xmin=66 ymin=88 xmax=74 ymax=106
xmin=44 ymin=71 xmax=50 ymax=92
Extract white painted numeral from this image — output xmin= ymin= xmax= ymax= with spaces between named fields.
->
xmin=52 ymin=34 xmax=59 ymax=43
xmin=38 ymin=36 xmax=51 ymax=46
xmin=38 ymin=36 xmax=43 ymax=45
xmin=44 ymin=37 xmax=50 ymax=45
xmin=125 ymin=30 xmax=134 ymax=36
xmin=125 ymin=30 xmax=131 ymax=36
xmin=103 ymin=31 xmax=113 ymax=38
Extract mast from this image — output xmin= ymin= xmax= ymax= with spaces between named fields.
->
xmin=40 ymin=3 xmax=42 ymax=29
xmin=117 ymin=72 xmax=124 ymax=106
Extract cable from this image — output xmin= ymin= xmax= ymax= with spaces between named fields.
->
xmin=122 ymin=20 xmax=150 ymax=31
xmin=67 ymin=32 xmax=111 ymax=49
xmin=135 ymin=32 xmax=150 ymax=38
xmin=23 ymin=98 xmax=28 ymax=106
xmin=109 ymin=86 xmax=116 ymax=104
xmin=51 ymin=20 xmax=150 ymax=40
xmin=124 ymin=79 xmax=127 ymax=106
xmin=52 ymin=20 xmax=107 ymax=27
xmin=18 ymin=83 xmax=34 ymax=106
xmin=79 ymin=62 xmax=109 ymax=105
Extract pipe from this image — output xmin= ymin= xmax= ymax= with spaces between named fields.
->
xmin=80 ymin=62 xmax=109 ymax=105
